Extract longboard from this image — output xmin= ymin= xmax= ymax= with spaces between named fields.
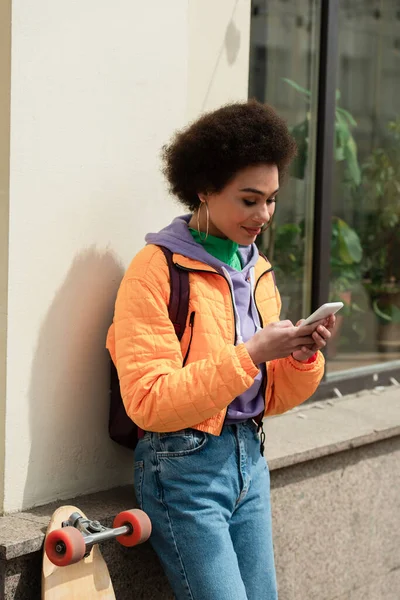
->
xmin=42 ymin=504 xmax=151 ymax=599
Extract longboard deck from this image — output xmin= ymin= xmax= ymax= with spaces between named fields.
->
xmin=42 ymin=505 xmax=116 ymax=600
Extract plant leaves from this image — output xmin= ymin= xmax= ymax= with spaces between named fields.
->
xmin=282 ymin=78 xmax=311 ymax=97
xmin=372 ymin=301 xmax=400 ymax=323
xmin=336 ymin=107 xmax=357 ymax=126
xmin=343 ymin=136 xmax=361 ymax=186
xmin=336 ymin=218 xmax=363 ymax=263
xmin=335 ymin=147 xmax=345 ymax=161
xmin=289 ymin=120 xmax=309 ymax=179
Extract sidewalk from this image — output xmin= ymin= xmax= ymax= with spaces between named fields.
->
xmin=264 ymin=383 xmax=400 ymax=470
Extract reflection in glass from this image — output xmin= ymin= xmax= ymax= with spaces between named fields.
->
xmin=249 ymin=0 xmax=320 ymax=323
xmin=328 ymin=2 xmax=400 ymax=372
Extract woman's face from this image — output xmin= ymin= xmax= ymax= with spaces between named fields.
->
xmin=199 ymin=164 xmax=279 ymax=245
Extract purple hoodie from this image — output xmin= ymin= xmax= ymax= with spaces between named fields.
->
xmin=145 ymin=214 xmax=266 ymax=425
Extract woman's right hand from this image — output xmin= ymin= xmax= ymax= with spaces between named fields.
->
xmin=244 ymin=320 xmax=321 ymax=365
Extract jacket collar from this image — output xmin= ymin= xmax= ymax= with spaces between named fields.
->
xmin=254 ymin=255 xmax=272 ymax=280
xmin=172 ymin=254 xmax=218 ymax=273
xmin=173 ymin=252 xmax=273 ymax=280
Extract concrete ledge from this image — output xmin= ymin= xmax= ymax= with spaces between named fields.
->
xmin=264 ymin=384 xmax=400 ymax=470
xmin=1 ymin=386 xmax=399 ymax=562
xmin=1 ymin=385 xmax=400 ymax=599
xmin=0 ymin=486 xmax=137 ymax=561
xmin=0 ymin=487 xmax=172 ymax=600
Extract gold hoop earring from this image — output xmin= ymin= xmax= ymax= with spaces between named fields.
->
xmin=196 ymin=201 xmax=209 ymax=242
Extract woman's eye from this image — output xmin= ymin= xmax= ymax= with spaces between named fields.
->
xmin=243 ymin=197 xmax=277 ymax=207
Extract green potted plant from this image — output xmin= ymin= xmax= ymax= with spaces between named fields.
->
xmin=329 ymin=217 xmax=363 ymax=303
xmin=359 ymin=118 xmax=400 ymax=351
xmin=328 ymin=217 xmax=363 ymax=356
xmin=259 ymin=216 xmax=363 ymax=339
xmin=282 ymin=78 xmax=361 ymax=187
xmin=261 ymin=80 xmax=364 ymax=348
xmin=260 ymin=221 xmax=305 ymax=320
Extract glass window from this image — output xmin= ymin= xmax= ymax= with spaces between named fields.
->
xmin=249 ymin=0 xmax=321 ymax=323
xmin=327 ymin=2 xmax=400 ymax=373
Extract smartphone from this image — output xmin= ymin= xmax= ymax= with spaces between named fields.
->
xmin=302 ymin=302 xmax=344 ymax=326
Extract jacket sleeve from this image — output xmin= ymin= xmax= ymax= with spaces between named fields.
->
xmin=264 ymin=286 xmax=325 ymax=416
xmin=110 ymin=277 xmax=259 ymax=432
xmin=265 ymin=352 xmax=325 ymax=416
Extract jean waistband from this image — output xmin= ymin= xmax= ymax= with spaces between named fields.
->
xmin=139 ymin=418 xmax=259 ymax=440
xmin=224 ymin=418 xmax=259 ymax=432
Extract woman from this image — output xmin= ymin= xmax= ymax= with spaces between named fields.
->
xmin=106 ymin=100 xmax=334 ymax=600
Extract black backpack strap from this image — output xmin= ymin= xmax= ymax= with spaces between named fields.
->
xmin=158 ymin=246 xmax=189 ymax=342
xmin=108 ymin=246 xmax=189 ymax=451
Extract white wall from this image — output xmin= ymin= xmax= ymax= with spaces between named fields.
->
xmin=5 ymin=0 xmax=188 ymax=512
xmin=187 ymin=0 xmax=251 ymax=120
xmin=0 ymin=0 xmax=11 ymax=514
xmin=3 ymin=0 xmax=252 ymax=512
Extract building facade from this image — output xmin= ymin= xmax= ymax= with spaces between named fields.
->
xmin=250 ymin=0 xmax=400 ymax=395
xmin=0 ymin=0 xmax=399 ymax=513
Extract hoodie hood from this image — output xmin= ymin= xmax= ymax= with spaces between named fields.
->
xmin=145 ymin=214 xmax=259 ymax=274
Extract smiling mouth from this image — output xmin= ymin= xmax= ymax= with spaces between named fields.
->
xmin=242 ymin=226 xmax=262 ymax=236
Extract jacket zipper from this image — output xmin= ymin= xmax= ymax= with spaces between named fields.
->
xmin=175 ymin=263 xmax=237 ymax=436
xmin=253 ymin=266 xmax=275 ymax=431
xmin=175 ymin=262 xmax=273 ymax=436
xmin=174 ymin=264 xmax=237 ymax=345
xmin=253 ymin=266 xmax=274 ymax=328
xmin=182 ymin=311 xmax=195 ymax=367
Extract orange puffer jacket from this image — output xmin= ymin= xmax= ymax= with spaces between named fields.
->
xmin=106 ymin=244 xmax=325 ymax=435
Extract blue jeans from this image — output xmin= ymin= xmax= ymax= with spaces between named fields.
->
xmin=134 ymin=420 xmax=278 ymax=600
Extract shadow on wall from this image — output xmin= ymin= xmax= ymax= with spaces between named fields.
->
xmin=23 ymin=247 xmax=132 ymax=510
xmin=201 ymin=0 xmax=242 ymax=111
xmin=225 ymin=18 xmax=241 ymax=65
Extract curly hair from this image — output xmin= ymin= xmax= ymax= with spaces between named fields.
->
xmin=161 ymin=100 xmax=297 ymax=211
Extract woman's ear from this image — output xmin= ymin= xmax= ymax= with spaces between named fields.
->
xmin=198 ymin=193 xmax=207 ymax=204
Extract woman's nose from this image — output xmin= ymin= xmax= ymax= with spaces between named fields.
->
xmin=254 ymin=203 xmax=270 ymax=224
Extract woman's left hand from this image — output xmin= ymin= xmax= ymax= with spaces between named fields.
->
xmin=291 ymin=315 xmax=336 ymax=362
